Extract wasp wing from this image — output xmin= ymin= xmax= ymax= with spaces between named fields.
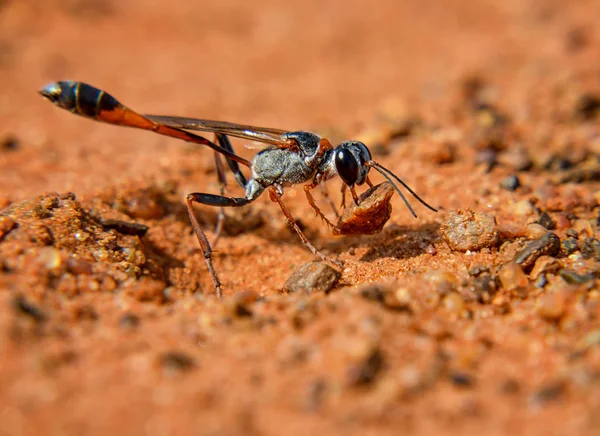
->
xmin=144 ymin=115 xmax=293 ymax=148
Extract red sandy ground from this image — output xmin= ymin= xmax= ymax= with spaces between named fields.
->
xmin=1 ymin=0 xmax=600 ymax=434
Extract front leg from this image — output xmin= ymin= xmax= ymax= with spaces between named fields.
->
xmin=269 ymin=187 xmax=343 ymax=269
xmin=303 ymin=180 xmax=338 ymax=232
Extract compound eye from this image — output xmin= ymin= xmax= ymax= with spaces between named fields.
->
xmin=335 ymin=148 xmax=359 ymax=186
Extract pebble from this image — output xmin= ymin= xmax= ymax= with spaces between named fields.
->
xmin=441 ymin=209 xmax=499 ymax=252
xmin=559 ymin=269 xmax=594 ymax=285
xmin=12 ymin=295 xmax=47 ymax=323
xmin=38 ymin=247 xmax=64 ymax=274
xmin=99 ymin=218 xmax=149 ymax=237
xmin=498 ymin=261 xmax=529 ymax=294
xmin=158 ymin=351 xmax=197 ymax=376
xmin=525 ymin=223 xmax=549 ymax=239
xmin=497 ymin=147 xmax=532 ymax=171
xmin=573 ymin=219 xmax=594 ymax=237
xmin=442 ymin=293 xmax=465 ymax=315
xmin=0 ymin=215 xmax=16 ymax=240
xmin=335 ymin=182 xmax=394 ymax=235
xmin=513 ymin=199 xmax=536 ymax=216
xmin=424 ymin=270 xmax=459 ymax=295
xmin=537 ymin=293 xmax=566 ymax=321
xmin=346 ymin=346 xmax=385 ymax=387
xmin=126 ymin=196 xmax=165 ymax=220
xmin=537 ymin=212 xmax=556 ymax=230
xmin=499 ymin=175 xmax=520 ymax=191
xmin=449 ymin=371 xmax=475 ymax=388
xmin=283 ymin=261 xmax=341 ymax=294
xmin=513 ymin=232 xmax=561 ymax=271
xmin=561 ymin=238 xmax=579 ymax=255
xmin=580 ymin=238 xmax=600 ymax=260
xmin=529 ymin=256 xmax=561 ymax=280
xmin=119 ymin=313 xmax=140 ymax=329
xmin=66 ymin=256 xmax=93 ymax=275
xmin=573 ymin=93 xmax=600 ymax=121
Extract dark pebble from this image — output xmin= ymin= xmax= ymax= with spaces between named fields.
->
xmin=559 ymin=269 xmax=595 ymax=285
xmin=159 ymin=351 xmax=196 ymax=375
xmin=12 ymin=295 xmax=47 ymax=323
xmin=283 ymin=261 xmax=341 ymax=294
xmin=537 ymin=212 xmax=556 ymax=230
xmin=449 ymin=371 xmax=475 ymax=388
xmin=1 ymin=135 xmax=20 ymax=151
xmin=513 ymin=232 xmax=561 ymax=271
xmin=573 ymin=94 xmax=600 ymax=121
xmin=581 ymin=238 xmax=600 ymax=260
xmin=98 ymin=218 xmax=150 ymax=237
xmin=529 ymin=381 xmax=566 ymax=408
xmin=346 ymin=347 xmax=385 ymax=387
xmin=558 ymin=168 xmax=600 ymax=184
xmin=561 ymin=238 xmax=579 ymax=256
xmin=119 ymin=313 xmax=140 ymax=329
xmin=499 ymin=175 xmax=520 ymax=191
xmin=565 ymin=228 xmax=578 ymax=238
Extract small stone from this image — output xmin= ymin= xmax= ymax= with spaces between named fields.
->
xmin=0 ymin=216 xmax=16 ymax=240
xmin=529 ymin=256 xmax=561 ymax=280
xmin=580 ymin=238 xmax=600 ymax=260
xmin=12 ymin=295 xmax=47 ymax=323
xmin=119 ymin=313 xmax=140 ymax=329
xmin=537 ymin=293 xmax=566 ymax=321
xmin=559 ymin=269 xmax=594 ymax=285
xmin=498 ymin=261 xmax=529 ymax=294
xmin=513 ymin=232 xmax=561 ymax=272
xmin=573 ymin=219 xmax=594 ymax=237
xmin=335 ymin=182 xmax=395 ymax=236
xmin=449 ymin=371 xmax=475 ymax=388
xmin=525 ymin=223 xmax=549 ymax=239
xmin=66 ymin=256 xmax=93 ymax=275
xmin=346 ymin=346 xmax=385 ymax=387
xmin=442 ymin=293 xmax=465 ymax=315
xmin=441 ymin=209 xmax=499 ymax=252
xmin=537 ymin=212 xmax=556 ymax=230
xmin=283 ymin=261 xmax=341 ymax=294
xmin=497 ymin=147 xmax=532 ymax=171
xmin=553 ymin=214 xmax=571 ymax=230
xmin=158 ymin=351 xmax=196 ymax=376
xmin=1 ymin=135 xmax=20 ymax=151
xmin=499 ymin=175 xmax=520 ymax=191
xmin=513 ymin=200 xmax=536 ymax=216
xmin=529 ymin=382 xmax=566 ymax=408
xmin=38 ymin=247 xmax=64 ymax=273
xmin=561 ymin=238 xmax=578 ymax=255
xmin=126 ymin=196 xmax=165 ymax=220
xmin=424 ymin=270 xmax=459 ymax=295
xmin=573 ymin=93 xmax=600 ymax=121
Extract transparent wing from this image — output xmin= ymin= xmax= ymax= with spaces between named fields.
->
xmin=144 ymin=115 xmax=293 ymax=148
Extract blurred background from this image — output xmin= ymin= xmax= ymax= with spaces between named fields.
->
xmin=0 ymin=0 xmax=597 ymax=200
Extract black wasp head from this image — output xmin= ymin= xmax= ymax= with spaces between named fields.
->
xmin=334 ymin=141 xmax=372 ymax=186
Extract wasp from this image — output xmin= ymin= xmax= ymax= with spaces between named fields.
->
xmin=40 ymin=81 xmax=437 ymax=297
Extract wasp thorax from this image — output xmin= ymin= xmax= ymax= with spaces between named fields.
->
xmin=335 ymin=141 xmax=371 ymax=186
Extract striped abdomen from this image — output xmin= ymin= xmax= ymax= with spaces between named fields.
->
xmin=39 ymin=81 xmax=120 ymax=118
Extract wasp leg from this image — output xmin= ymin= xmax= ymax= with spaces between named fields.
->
xmin=211 ymin=133 xmax=249 ymax=248
xmin=215 ymin=133 xmax=247 ymax=189
xmin=269 ymin=187 xmax=343 ymax=269
xmin=303 ymin=181 xmax=337 ymax=232
xmin=212 ymin=152 xmax=227 ymax=248
xmin=319 ymin=182 xmax=340 ymax=219
xmin=187 ymin=192 xmax=253 ymax=298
